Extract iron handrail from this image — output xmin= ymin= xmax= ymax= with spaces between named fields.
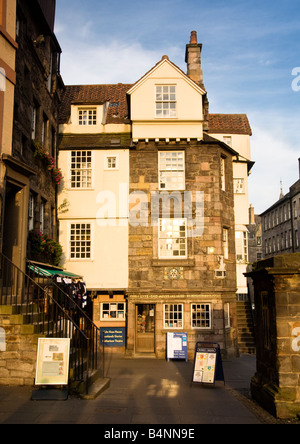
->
xmin=26 ymin=258 xmax=100 ymax=370
xmin=0 ymin=252 xmax=99 ymax=394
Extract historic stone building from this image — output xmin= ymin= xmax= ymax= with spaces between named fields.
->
xmin=261 ymin=158 xmax=300 ymax=259
xmin=0 ymin=0 xmax=17 ymax=258
xmin=58 ymin=32 xmax=253 ymax=359
xmin=0 ymin=0 xmax=64 ymax=269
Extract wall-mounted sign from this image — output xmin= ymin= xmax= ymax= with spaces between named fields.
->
xmin=167 ymin=332 xmax=188 ymax=362
xmin=35 ymin=338 xmax=70 ymax=386
xmin=100 ymin=327 xmax=126 ymax=347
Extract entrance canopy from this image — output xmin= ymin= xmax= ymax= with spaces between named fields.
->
xmin=28 ymin=262 xmax=82 ymax=279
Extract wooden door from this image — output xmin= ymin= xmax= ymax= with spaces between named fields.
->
xmin=136 ymin=304 xmax=155 ymax=352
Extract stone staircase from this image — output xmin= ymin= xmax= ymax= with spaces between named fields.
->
xmin=0 ymin=253 xmax=102 ymax=396
xmin=236 ymin=300 xmax=256 ymax=355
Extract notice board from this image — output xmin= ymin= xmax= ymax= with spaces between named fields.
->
xmin=192 ymin=342 xmax=225 ymax=385
xmin=100 ymin=327 xmax=126 ymax=347
xmin=167 ymin=332 xmax=188 ymax=362
xmin=35 ymin=338 xmax=70 ymax=386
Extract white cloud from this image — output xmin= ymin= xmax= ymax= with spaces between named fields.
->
xmin=248 ymin=125 xmax=299 ymax=214
xmin=59 ymin=40 xmax=180 ymax=85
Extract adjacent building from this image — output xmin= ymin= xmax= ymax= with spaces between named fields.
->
xmin=261 ymin=159 xmax=300 ymax=258
xmin=0 ymin=0 xmax=64 ymax=270
xmin=208 ymin=114 xmax=253 ymax=300
xmin=58 ymin=32 xmax=253 ymax=359
xmin=0 ymin=0 xmax=17 ymax=259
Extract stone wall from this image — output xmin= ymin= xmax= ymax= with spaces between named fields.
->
xmin=127 ymin=139 xmax=238 ymax=358
xmin=0 ymin=307 xmax=39 ymax=386
xmin=247 ymin=253 xmax=300 ymax=419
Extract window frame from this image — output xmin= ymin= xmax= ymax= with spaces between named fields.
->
xmin=220 ymin=156 xmax=226 ymax=191
xmin=100 ymin=302 xmax=126 ymax=321
xmin=78 ymin=107 xmax=97 ymax=126
xmin=158 ymin=150 xmax=185 ymax=191
xmin=69 ymin=222 xmax=92 ymax=261
xmin=155 ymin=85 xmax=177 ymax=118
xmin=104 ymin=154 xmax=119 ymax=171
xmin=163 ymin=303 xmax=183 ymax=329
xmin=158 ymin=218 xmax=187 ymax=260
xmin=191 ymin=303 xmax=212 ymax=330
xmin=224 ymin=302 xmax=230 ymax=328
xmin=70 ymin=150 xmax=93 ymax=189
xmin=233 ymin=178 xmax=245 ymax=194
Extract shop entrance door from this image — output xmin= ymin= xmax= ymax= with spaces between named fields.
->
xmin=136 ymin=304 xmax=155 ymax=353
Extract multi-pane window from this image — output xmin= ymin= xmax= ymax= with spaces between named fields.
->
xmin=28 ymin=193 xmax=35 ymax=231
xmin=220 ymin=156 xmax=226 ymax=191
xmin=191 ymin=304 xmax=211 ymax=329
xmin=222 ymin=228 xmax=229 ymax=259
xmin=159 ymin=218 xmax=187 ymax=259
xmin=236 ymin=231 xmax=248 ymax=262
xmin=31 ymin=106 xmax=37 ymax=139
xmin=159 ymin=151 xmax=185 ymax=190
xmin=223 ymin=136 xmax=232 ymax=147
xmin=164 ymin=304 xmax=183 ymax=329
xmin=70 ymin=223 xmax=91 ymax=259
xmin=105 ymin=155 xmax=118 ymax=170
xmin=78 ymin=108 xmax=97 ymax=126
xmin=71 ymin=151 xmax=92 ymax=188
xmin=224 ymin=303 xmax=230 ymax=328
xmin=233 ymin=178 xmax=245 ymax=194
xmin=101 ymin=303 xmax=126 ymax=320
xmin=155 ymin=85 xmax=176 ymax=118
xmin=40 ymin=199 xmax=46 ymax=233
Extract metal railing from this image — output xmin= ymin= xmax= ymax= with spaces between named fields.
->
xmin=0 ymin=253 xmax=100 ymax=394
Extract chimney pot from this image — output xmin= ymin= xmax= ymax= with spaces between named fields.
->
xmin=190 ymin=31 xmax=198 ymax=44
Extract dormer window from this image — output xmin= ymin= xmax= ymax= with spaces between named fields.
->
xmin=155 ymin=85 xmax=176 ymax=118
xmin=78 ymin=108 xmax=97 ymax=126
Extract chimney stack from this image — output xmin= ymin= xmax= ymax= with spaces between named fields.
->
xmin=185 ymin=31 xmax=204 ymax=87
xmin=298 ymin=157 xmax=300 ymax=179
xmin=249 ymin=204 xmax=255 ymax=225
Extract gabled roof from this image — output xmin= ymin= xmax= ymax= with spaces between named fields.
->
xmin=59 ymin=84 xmax=132 ymax=125
xmin=127 ymin=56 xmax=206 ymax=96
xmin=208 ymin=114 xmax=252 ymax=136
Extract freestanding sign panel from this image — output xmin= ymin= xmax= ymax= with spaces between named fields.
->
xmin=192 ymin=342 xmax=225 ymax=385
xmin=167 ymin=332 xmax=188 ymax=362
xmin=35 ymin=338 xmax=70 ymax=386
xmin=100 ymin=327 xmax=126 ymax=347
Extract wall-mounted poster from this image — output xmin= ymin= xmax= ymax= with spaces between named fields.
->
xmin=35 ymin=338 xmax=71 ymax=386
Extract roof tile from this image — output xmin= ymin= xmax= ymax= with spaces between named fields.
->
xmin=208 ymin=114 xmax=252 ymax=136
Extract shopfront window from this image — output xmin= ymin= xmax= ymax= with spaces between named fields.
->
xmin=101 ymin=302 xmax=126 ymax=321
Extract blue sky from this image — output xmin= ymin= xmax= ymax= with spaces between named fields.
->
xmin=55 ymin=0 xmax=300 ymax=214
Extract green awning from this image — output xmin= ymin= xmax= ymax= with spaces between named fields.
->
xmin=29 ymin=264 xmax=82 ymax=279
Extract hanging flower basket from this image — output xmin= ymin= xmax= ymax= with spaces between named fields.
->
xmin=28 ymin=230 xmax=63 ymax=266
xmin=33 ymin=141 xmax=63 ymax=185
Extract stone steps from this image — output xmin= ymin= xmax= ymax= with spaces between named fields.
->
xmin=236 ymin=301 xmax=256 ymax=354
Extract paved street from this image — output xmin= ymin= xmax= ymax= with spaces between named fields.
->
xmin=0 ymin=353 xmax=283 ymax=425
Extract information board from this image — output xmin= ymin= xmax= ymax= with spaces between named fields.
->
xmin=100 ymin=327 xmax=126 ymax=347
xmin=35 ymin=338 xmax=70 ymax=386
xmin=192 ymin=342 xmax=225 ymax=385
xmin=167 ymin=332 xmax=188 ymax=362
